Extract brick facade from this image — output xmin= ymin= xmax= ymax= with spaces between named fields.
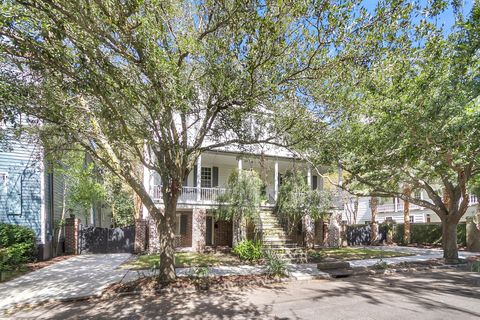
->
xmin=134 ymin=219 xmax=147 ymax=253
xmin=64 ymin=217 xmax=80 ymax=254
xmin=192 ymin=208 xmax=206 ymax=252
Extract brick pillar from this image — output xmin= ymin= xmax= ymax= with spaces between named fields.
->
xmin=134 ymin=219 xmax=147 ymax=253
xmin=340 ymin=221 xmax=348 ymax=247
xmin=65 ymin=217 xmax=80 ymax=255
xmin=303 ymin=214 xmax=315 ymax=248
xmin=148 ymin=218 xmax=160 ymax=254
xmin=192 ymin=208 xmax=206 ymax=252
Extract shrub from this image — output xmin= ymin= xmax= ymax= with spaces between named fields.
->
xmin=264 ymin=250 xmax=289 ymax=277
xmin=0 ymin=223 xmax=36 ymax=273
xmin=392 ymin=223 xmax=466 ymax=246
xmin=232 ymin=240 xmax=263 ymax=261
xmin=0 ymin=243 xmax=35 ymax=272
xmin=0 ymin=223 xmax=36 ymax=248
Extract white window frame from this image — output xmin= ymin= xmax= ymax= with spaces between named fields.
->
xmin=175 ymin=214 xmax=181 ymax=235
xmin=409 ymin=215 xmax=415 ymax=223
xmin=201 ymin=167 xmax=212 ymax=188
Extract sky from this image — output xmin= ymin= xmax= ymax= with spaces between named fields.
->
xmin=362 ymin=0 xmax=475 ymax=34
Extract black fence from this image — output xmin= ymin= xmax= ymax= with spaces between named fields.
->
xmin=346 ymin=224 xmax=387 ymax=246
xmin=79 ymin=225 xmax=135 ymax=254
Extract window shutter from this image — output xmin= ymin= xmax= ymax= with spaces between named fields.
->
xmin=193 ymin=166 xmax=197 ymax=187
xmin=180 ymin=214 xmax=188 ymax=235
xmin=212 ymin=167 xmax=219 ymax=187
xmin=312 ymin=175 xmax=318 ymax=190
xmin=183 ymin=174 xmax=188 ymax=186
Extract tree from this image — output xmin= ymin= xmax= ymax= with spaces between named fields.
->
xmin=402 ymin=184 xmax=411 ymax=244
xmin=276 ymin=170 xmax=332 ymax=234
xmin=215 ymin=169 xmax=263 ymax=245
xmin=0 ymin=0 xmax=416 ymax=281
xmin=301 ymin=3 xmax=480 ymax=262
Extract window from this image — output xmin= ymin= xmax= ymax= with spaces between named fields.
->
xmin=201 ymin=167 xmax=212 ymax=188
xmin=414 ymin=190 xmax=422 ymax=199
xmin=409 ymin=215 xmax=414 ymax=223
xmin=175 ymin=214 xmax=188 ymax=235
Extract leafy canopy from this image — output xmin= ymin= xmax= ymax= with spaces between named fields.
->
xmin=215 ymin=169 xmax=263 ymax=222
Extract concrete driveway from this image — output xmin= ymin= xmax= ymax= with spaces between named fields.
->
xmin=6 ymin=268 xmax=480 ymax=319
xmin=0 ymin=254 xmax=132 ymax=310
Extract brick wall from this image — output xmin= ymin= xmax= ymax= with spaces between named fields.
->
xmin=134 ymin=219 xmax=147 ymax=253
xmin=214 ymin=220 xmax=232 ymax=246
xmin=64 ymin=217 xmax=80 ymax=254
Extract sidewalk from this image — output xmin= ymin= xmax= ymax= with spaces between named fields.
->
xmin=0 ymin=253 xmax=131 ymax=310
xmin=349 ymin=246 xmax=479 ymax=268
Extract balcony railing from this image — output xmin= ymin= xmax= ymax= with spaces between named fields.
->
xmin=376 ymin=194 xmax=479 ymax=213
xmin=153 ymin=185 xmax=227 ymax=203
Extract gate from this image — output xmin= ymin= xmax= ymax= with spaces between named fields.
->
xmin=79 ymin=225 xmax=135 ymax=254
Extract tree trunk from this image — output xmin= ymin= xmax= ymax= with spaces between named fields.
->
xmin=370 ymin=197 xmax=378 ymax=244
xmin=153 ymin=178 xmax=182 ymax=283
xmin=155 ymin=196 xmax=177 ymax=283
xmin=232 ymin=215 xmax=246 ymax=246
xmin=403 ymin=185 xmax=411 ymax=245
xmin=442 ymin=218 xmax=459 ymax=263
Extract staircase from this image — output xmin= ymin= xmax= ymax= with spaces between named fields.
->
xmin=259 ymin=210 xmax=307 ymax=263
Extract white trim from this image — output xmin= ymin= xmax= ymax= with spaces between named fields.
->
xmin=39 ymin=153 xmax=46 ymax=244
xmin=274 ymin=161 xmax=279 ymax=201
xmin=196 ymin=155 xmax=202 ymax=201
xmin=307 ymin=166 xmax=312 ymax=189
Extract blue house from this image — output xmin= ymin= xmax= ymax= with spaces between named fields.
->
xmin=0 ymin=135 xmax=60 ymax=260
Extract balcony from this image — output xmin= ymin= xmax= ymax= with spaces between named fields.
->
xmin=153 ymin=185 xmax=228 ymax=204
xmin=376 ymin=194 xmax=479 ymax=214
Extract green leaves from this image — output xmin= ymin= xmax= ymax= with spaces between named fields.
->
xmin=276 ymin=170 xmax=332 ymax=223
xmin=215 ymin=169 xmax=264 ymax=222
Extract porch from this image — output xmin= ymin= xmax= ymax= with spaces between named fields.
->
xmin=147 ymin=151 xmax=321 ymax=207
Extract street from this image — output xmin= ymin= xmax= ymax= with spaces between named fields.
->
xmin=6 ymin=269 xmax=480 ymax=319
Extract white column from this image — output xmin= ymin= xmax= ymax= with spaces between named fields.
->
xmin=196 ymin=155 xmax=202 ymax=201
xmin=394 ymin=197 xmax=398 ymax=212
xmin=238 ymin=158 xmax=243 ymax=171
xmin=274 ymin=161 xmax=279 ymax=201
xmin=307 ymin=166 xmax=312 ymax=189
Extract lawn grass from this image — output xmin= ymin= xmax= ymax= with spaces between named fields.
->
xmin=123 ymin=251 xmax=242 ymax=270
xmin=307 ymin=247 xmax=414 ymax=263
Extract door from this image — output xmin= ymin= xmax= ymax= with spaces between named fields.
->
xmin=206 ymin=216 xmax=213 ymax=246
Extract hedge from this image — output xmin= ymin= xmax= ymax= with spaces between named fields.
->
xmin=0 ymin=223 xmax=36 ymax=273
xmin=393 ymin=223 xmax=466 ymax=246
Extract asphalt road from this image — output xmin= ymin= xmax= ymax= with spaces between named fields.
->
xmin=5 ymin=269 xmax=480 ymax=319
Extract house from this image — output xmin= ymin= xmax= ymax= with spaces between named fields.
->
xmin=343 ymin=192 xmax=479 ymax=225
xmin=142 ymin=144 xmax=326 ymax=252
xmin=0 ymin=134 xmax=59 ymax=260
xmin=0 ymin=133 xmax=113 ymax=260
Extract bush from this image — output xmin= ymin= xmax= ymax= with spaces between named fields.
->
xmin=0 ymin=223 xmax=36 ymax=273
xmin=393 ymin=223 xmax=466 ymax=246
xmin=264 ymin=250 xmax=289 ymax=277
xmin=0 ymin=223 xmax=36 ymax=248
xmin=232 ymin=240 xmax=263 ymax=261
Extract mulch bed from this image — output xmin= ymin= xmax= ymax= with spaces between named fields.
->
xmin=104 ymin=274 xmax=284 ymax=296
xmin=25 ymin=255 xmax=74 ymax=272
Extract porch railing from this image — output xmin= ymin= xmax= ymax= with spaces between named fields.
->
xmin=376 ymin=194 xmax=479 ymax=214
xmin=152 ymin=185 xmax=226 ymax=203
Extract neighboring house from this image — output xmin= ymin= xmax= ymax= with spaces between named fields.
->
xmin=143 ymin=144 xmax=325 ymax=252
xmin=343 ymin=192 xmax=479 ymax=224
xmin=0 ymin=134 xmax=113 ymax=260
xmin=0 ymin=135 xmax=58 ymax=260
